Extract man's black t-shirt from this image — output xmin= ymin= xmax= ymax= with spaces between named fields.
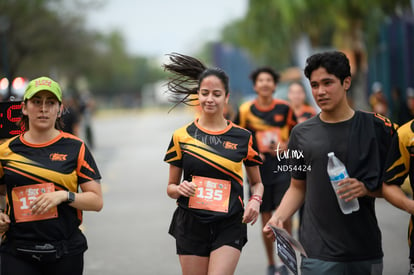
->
xmin=288 ymin=111 xmax=394 ymax=261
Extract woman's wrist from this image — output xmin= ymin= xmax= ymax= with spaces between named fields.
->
xmin=249 ymin=194 xmax=262 ymax=205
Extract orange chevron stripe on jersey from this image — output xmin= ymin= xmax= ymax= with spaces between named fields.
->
xmin=384 ymin=119 xmax=413 ymax=183
xmin=76 ymin=142 xmax=96 ymax=182
xmin=3 ymin=156 xmax=78 ymax=192
xmin=183 ymin=150 xmax=243 ymax=185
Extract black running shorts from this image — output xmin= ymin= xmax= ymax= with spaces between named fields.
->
xmin=168 ymin=207 xmax=247 ymax=256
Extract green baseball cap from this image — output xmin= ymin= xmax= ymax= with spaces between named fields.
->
xmin=23 ymin=76 xmax=62 ymax=102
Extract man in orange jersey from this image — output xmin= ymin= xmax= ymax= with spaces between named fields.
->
xmin=234 ymin=67 xmax=297 ymax=275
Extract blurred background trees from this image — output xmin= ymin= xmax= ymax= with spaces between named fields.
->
xmin=0 ymin=0 xmax=413 ymax=112
xmin=220 ymin=0 xmax=413 ymax=111
xmin=0 ymin=0 xmax=162 ymax=105
xmin=223 ymin=0 xmax=411 ymax=69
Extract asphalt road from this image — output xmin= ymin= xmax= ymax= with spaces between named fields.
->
xmin=82 ymin=108 xmax=410 ymax=275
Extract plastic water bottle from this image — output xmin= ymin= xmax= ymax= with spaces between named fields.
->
xmin=327 ymin=152 xmax=359 ymax=214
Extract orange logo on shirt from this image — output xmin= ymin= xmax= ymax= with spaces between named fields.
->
xmin=49 ymin=153 xmax=67 ymax=161
xmin=223 ymin=141 xmax=238 ymax=150
xmin=274 ymin=114 xmax=285 ymax=122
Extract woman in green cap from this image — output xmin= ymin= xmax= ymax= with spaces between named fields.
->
xmin=0 ymin=76 xmax=103 ymax=274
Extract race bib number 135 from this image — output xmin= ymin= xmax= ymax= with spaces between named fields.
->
xmin=189 ymin=176 xmax=231 ymax=213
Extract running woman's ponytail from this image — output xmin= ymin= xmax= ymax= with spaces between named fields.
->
xmin=163 ymin=53 xmax=229 ymax=109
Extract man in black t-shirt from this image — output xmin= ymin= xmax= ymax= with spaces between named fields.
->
xmin=264 ymin=51 xmax=395 ymax=275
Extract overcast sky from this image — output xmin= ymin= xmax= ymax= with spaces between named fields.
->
xmin=85 ymin=0 xmax=248 ymax=58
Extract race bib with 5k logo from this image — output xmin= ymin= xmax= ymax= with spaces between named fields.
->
xmin=11 ymin=182 xmax=58 ymax=223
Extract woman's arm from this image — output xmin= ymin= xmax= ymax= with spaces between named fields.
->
xmin=382 ymin=182 xmax=414 ymax=214
xmin=246 ymin=165 xmax=264 ymax=198
xmin=167 ymin=165 xmax=196 ymax=199
xmin=72 ymin=180 xmax=103 ymax=211
xmin=31 ymin=180 xmax=103 ymax=214
xmin=242 ymin=165 xmax=264 ymax=225
xmin=0 ymin=185 xmax=10 ymax=233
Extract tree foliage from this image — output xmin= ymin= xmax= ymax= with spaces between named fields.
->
xmin=0 ymin=0 xmax=97 ymax=81
xmin=89 ymin=31 xmax=163 ymax=96
xmin=222 ymin=0 xmax=412 ymax=69
xmin=0 ymin=0 xmax=164 ymax=99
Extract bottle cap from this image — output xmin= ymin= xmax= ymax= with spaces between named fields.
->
xmin=327 ymin=152 xmax=334 ymax=157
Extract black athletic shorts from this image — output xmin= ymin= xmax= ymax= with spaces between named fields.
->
xmin=0 ymin=251 xmax=84 ymax=275
xmin=168 ymin=207 xmax=247 ymax=256
xmin=260 ymin=177 xmax=290 ymax=212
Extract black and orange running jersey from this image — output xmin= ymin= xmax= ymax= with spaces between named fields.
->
xmin=234 ymin=99 xmax=297 ymax=153
xmin=384 ymin=119 xmax=414 ymax=255
xmin=384 ymin=119 xmax=414 ymax=186
xmin=295 ymin=104 xmax=317 ymax=124
xmin=0 ymin=131 xmax=101 ymax=245
xmin=164 ymin=119 xmax=262 ymax=223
